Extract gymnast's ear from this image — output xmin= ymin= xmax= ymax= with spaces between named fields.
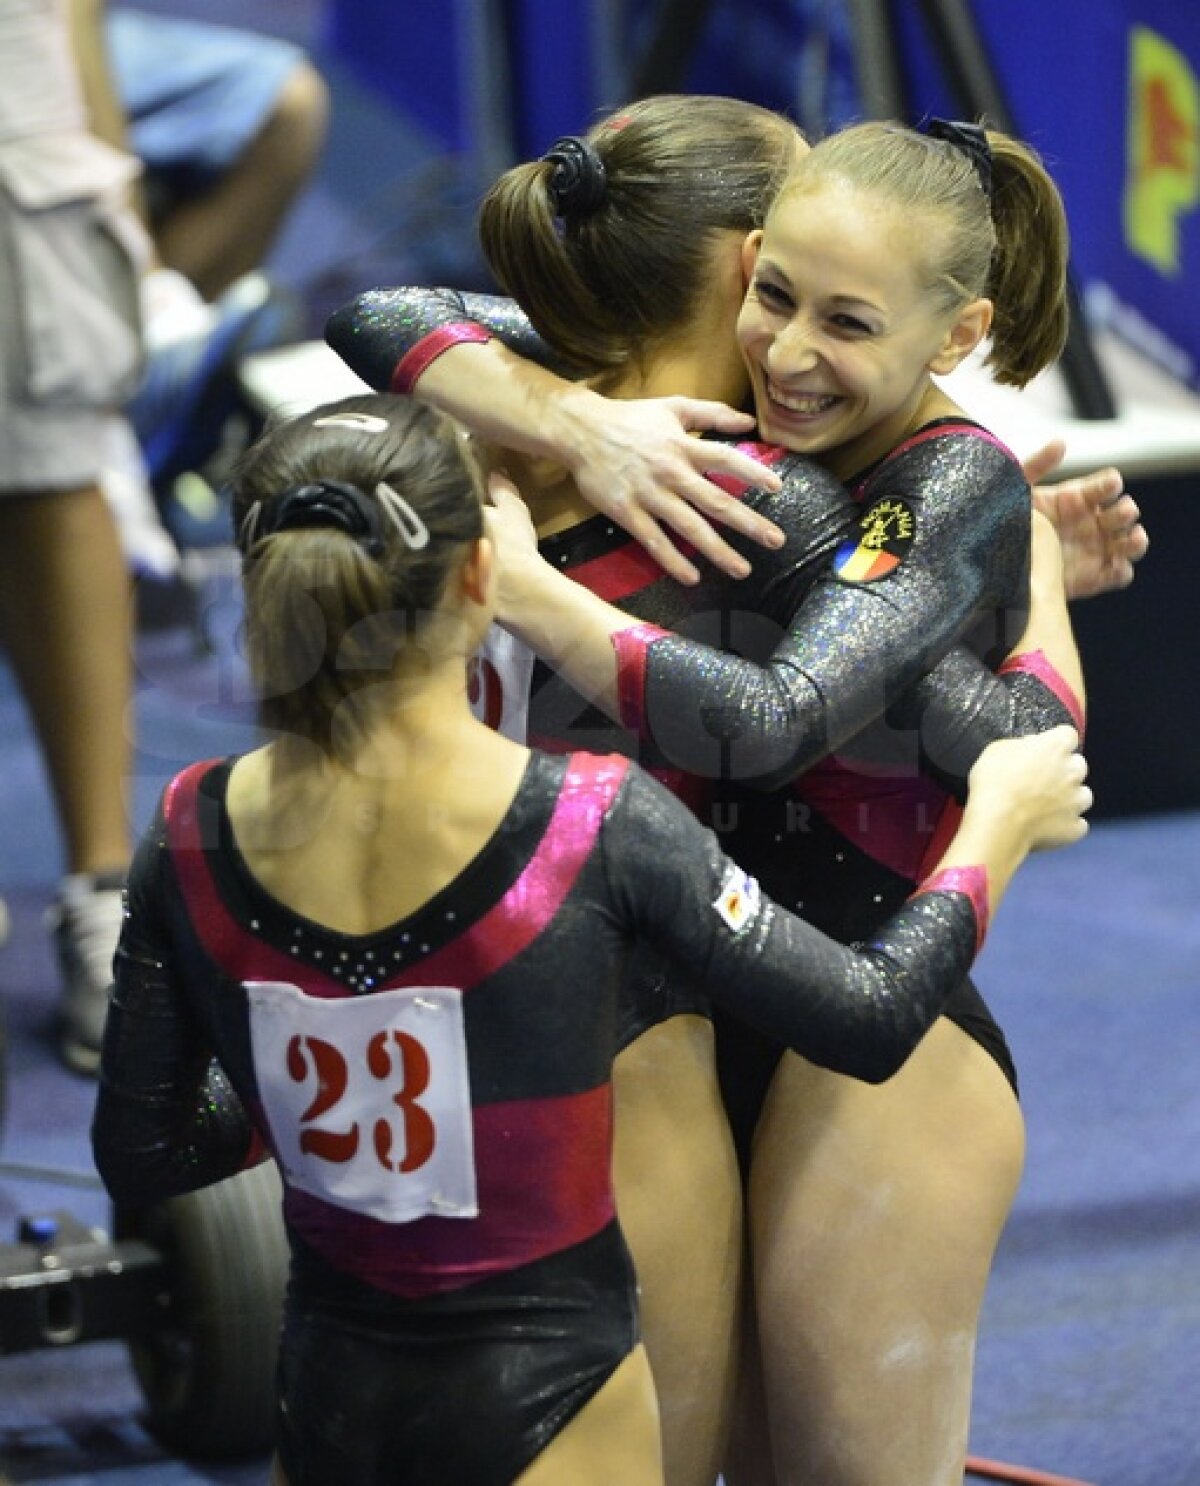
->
xmin=741 ymin=230 xmax=764 ymax=288
xmin=929 ymin=296 xmax=994 ymax=375
xmin=458 ymin=535 xmax=494 ymax=608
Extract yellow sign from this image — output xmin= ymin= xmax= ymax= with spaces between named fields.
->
xmin=1125 ymin=25 xmax=1200 ymax=275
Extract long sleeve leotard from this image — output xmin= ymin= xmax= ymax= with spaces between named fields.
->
xmin=92 ymin=751 xmax=985 ymax=1486
xmin=94 ymin=752 xmax=984 ymax=1210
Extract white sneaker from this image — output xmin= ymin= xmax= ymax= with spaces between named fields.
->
xmin=49 ymin=871 xmax=126 ymax=1076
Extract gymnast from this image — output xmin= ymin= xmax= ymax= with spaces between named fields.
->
xmin=89 ymin=393 xmax=1090 ymax=1486
xmin=325 ymin=97 xmax=1140 ymax=1486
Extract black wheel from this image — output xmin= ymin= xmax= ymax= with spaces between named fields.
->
xmin=115 ymin=1159 xmax=288 ymax=1458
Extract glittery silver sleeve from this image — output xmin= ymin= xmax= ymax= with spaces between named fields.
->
xmin=325 ymin=286 xmax=578 ymax=392
xmin=92 ymin=811 xmax=256 ymax=1206
xmin=635 ymin=429 xmax=1032 ymax=789
xmin=887 ymin=647 xmax=1078 ymax=797
xmin=604 ymin=766 xmax=980 ymax=1084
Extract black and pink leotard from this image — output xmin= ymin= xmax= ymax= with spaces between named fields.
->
xmin=94 ymin=749 xmax=987 ymax=1486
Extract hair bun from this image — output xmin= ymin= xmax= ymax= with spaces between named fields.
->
xmin=541 ymin=135 xmax=608 ymax=218
xmin=244 ymin=479 xmax=385 ymax=556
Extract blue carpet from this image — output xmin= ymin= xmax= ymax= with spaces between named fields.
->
xmin=968 ymin=812 xmax=1200 ymax=1486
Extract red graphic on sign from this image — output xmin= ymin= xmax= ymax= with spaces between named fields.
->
xmin=1145 ymin=77 xmax=1190 ymax=171
xmin=368 ymin=1029 xmax=436 ymax=1173
xmin=286 ymin=1029 xmax=437 ymax=1173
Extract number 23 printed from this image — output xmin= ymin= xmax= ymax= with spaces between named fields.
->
xmin=247 ymin=980 xmax=478 ymax=1224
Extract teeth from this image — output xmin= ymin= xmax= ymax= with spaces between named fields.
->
xmin=769 ymin=384 xmax=836 ymax=415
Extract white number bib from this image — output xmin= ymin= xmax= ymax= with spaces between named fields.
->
xmin=246 ymin=980 xmax=478 ymax=1224
xmin=467 ymin=625 xmax=535 ymax=742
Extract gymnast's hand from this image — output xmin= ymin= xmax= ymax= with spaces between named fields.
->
xmin=1021 ymin=440 xmax=1149 ymax=600
xmin=967 ymin=726 xmax=1092 ymax=855
xmin=550 ymin=384 xmax=786 ymax=586
xmin=483 ymin=471 xmax=550 ymax=626
xmin=932 ymin=726 xmax=1090 ymax=919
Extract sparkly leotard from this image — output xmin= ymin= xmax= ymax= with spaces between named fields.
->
xmin=94 ymin=750 xmax=986 ymax=1486
xmin=324 ymin=290 xmax=1082 ymax=1125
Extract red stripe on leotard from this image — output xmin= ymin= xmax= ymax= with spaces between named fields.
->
xmin=286 ymin=1083 xmax=616 ymax=1297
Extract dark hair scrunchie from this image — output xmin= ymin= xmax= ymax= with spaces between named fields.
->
xmin=541 ymin=135 xmax=608 ymax=218
xmin=240 ymin=479 xmax=386 ymax=556
xmin=923 ymin=117 xmax=994 ymax=200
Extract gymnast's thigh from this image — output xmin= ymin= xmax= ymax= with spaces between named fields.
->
xmin=748 ymin=1015 xmax=1025 ymax=1281
xmin=612 ymin=1014 xmax=744 ymax=1486
xmin=745 ymin=1017 xmax=1025 ymax=1483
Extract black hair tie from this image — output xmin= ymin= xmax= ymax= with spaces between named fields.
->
xmin=541 ymin=135 xmax=608 ymax=218
xmin=241 ymin=480 xmax=386 ymax=556
xmin=923 ymin=117 xmax=994 ymax=200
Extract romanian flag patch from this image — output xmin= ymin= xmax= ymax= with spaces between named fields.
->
xmin=832 ymin=496 xmax=917 ymax=582
xmin=713 ymin=863 xmax=762 ymax=934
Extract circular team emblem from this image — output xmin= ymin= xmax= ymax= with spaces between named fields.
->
xmin=832 ymin=496 xmax=917 ymax=582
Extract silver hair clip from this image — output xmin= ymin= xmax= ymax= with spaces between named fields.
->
xmin=238 ymin=499 xmax=263 ymax=551
xmin=375 ymin=480 xmax=429 ymax=550
xmin=313 ymin=412 xmax=390 ymax=434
